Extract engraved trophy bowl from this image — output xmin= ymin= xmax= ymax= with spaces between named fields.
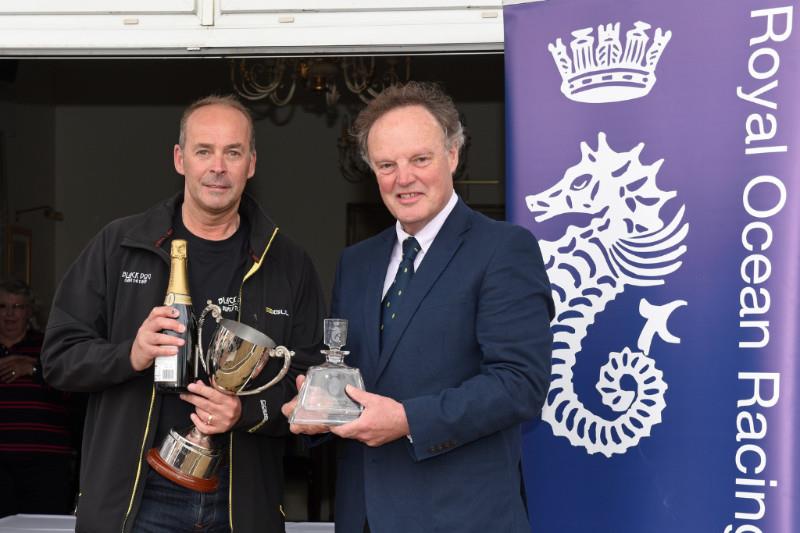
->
xmin=146 ymin=302 xmax=294 ymax=492
xmin=290 ymin=318 xmax=364 ymax=426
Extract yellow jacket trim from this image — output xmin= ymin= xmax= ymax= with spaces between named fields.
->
xmin=229 ymin=226 xmax=279 ymax=530
xmin=242 ymin=227 xmax=279 ymax=285
xmin=122 ymin=385 xmax=157 ymax=532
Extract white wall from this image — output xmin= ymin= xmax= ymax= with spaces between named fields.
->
xmin=0 ymin=1 xmax=503 ymax=55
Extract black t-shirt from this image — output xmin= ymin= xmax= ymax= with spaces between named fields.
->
xmin=153 ymin=211 xmax=250 ymax=446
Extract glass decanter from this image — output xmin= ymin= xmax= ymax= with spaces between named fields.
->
xmin=290 ymin=318 xmax=364 ymax=425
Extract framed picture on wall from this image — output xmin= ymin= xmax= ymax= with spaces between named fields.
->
xmin=5 ymin=226 xmax=31 ymax=284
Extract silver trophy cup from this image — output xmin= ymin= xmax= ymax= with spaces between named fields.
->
xmin=146 ymin=302 xmax=294 ymax=492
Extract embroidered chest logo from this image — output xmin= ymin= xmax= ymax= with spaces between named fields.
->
xmin=121 ymin=271 xmax=152 ymax=285
xmin=217 ymin=296 xmax=239 ymax=314
xmin=265 ymin=307 xmax=290 ymax=317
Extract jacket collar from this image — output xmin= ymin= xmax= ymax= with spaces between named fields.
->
xmin=371 ymin=199 xmax=473 ymax=384
xmin=122 ymin=191 xmax=279 ymax=261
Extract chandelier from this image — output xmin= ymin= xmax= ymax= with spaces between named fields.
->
xmin=230 ymin=56 xmax=411 ymax=108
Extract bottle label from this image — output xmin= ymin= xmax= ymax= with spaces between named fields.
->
xmin=154 ymin=355 xmax=178 ymax=383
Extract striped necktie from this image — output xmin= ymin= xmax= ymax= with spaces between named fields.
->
xmin=380 ymin=237 xmax=421 ymax=348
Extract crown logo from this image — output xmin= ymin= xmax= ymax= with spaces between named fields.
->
xmin=548 ymin=21 xmax=672 ymax=103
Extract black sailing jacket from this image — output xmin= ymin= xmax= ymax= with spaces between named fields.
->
xmin=42 ymin=192 xmax=325 ymax=533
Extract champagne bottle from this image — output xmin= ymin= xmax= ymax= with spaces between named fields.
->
xmin=154 ymin=239 xmax=197 ymax=393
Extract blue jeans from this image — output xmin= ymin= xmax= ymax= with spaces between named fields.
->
xmin=132 ymin=465 xmax=230 ymax=533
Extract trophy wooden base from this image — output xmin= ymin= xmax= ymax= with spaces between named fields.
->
xmin=146 ymin=448 xmax=219 ymax=493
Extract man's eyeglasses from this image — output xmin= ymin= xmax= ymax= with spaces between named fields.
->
xmin=0 ymin=303 xmax=28 ymax=314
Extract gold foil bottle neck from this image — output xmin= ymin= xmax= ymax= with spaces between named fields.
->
xmin=165 ymin=239 xmax=192 ymax=306
xmin=170 ymin=239 xmax=188 ymax=260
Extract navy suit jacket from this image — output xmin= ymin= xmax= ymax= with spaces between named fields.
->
xmin=330 ymin=200 xmax=554 ymax=533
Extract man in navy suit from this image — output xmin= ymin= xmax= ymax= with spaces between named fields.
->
xmin=284 ymin=82 xmax=554 ymax=533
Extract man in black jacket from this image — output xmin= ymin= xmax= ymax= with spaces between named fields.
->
xmin=42 ymin=95 xmax=325 ymax=532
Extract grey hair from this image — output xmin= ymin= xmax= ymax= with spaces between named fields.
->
xmin=352 ymin=81 xmax=465 ymax=165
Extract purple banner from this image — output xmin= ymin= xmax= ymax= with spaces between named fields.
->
xmin=504 ymin=1 xmax=799 ymax=532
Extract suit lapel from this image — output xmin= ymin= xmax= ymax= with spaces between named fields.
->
xmin=375 ymin=201 xmax=472 ymax=382
xmin=362 ymin=228 xmax=395 ymax=384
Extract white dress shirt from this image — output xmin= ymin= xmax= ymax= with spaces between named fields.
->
xmin=382 ymin=191 xmax=459 ymax=299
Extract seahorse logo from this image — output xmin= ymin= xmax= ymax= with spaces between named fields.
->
xmin=527 ymin=132 xmax=688 ymax=457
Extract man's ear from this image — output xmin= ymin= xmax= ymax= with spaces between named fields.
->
xmin=247 ymin=150 xmax=257 ymax=180
xmin=447 ymin=144 xmax=460 ymax=174
xmin=174 ymin=144 xmax=185 ymax=175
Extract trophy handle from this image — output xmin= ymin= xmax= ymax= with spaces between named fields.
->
xmin=237 ymin=346 xmax=294 ymax=396
xmin=197 ymin=301 xmax=223 ymax=375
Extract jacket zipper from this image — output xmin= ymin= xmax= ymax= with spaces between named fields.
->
xmin=229 ymin=226 xmax=279 ymax=532
xmin=121 ymin=385 xmax=157 ymax=533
